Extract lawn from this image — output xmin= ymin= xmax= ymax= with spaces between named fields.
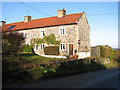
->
xmin=20 ymin=53 xmax=64 ymax=64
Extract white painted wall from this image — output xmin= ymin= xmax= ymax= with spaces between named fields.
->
xmin=40 ymin=55 xmax=67 ymax=59
xmin=78 ymin=52 xmax=91 ymax=59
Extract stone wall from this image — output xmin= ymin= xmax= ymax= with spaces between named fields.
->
xmin=18 ymin=24 xmax=78 ymax=56
xmin=17 ymin=13 xmax=90 ymax=57
xmin=91 ymin=47 xmax=101 ymax=57
xmin=77 ymin=13 xmax=90 ymax=52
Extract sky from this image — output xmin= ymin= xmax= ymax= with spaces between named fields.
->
xmin=1 ymin=2 xmax=118 ymax=48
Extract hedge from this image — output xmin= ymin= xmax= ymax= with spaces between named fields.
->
xmin=44 ymin=46 xmax=59 ymax=55
xmin=93 ymin=45 xmax=114 ymax=59
xmin=99 ymin=46 xmax=111 ymax=57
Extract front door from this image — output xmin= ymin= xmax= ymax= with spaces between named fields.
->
xmin=69 ymin=44 xmax=73 ymax=55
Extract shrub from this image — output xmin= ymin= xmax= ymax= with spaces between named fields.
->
xmin=2 ymin=31 xmax=25 ymax=60
xmin=44 ymin=46 xmax=59 ymax=55
xmin=97 ymin=45 xmax=111 ymax=57
xmin=22 ymin=44 xmax=32 ymax=53
xmin=109 ymin=48 xmax=114 ymax=60
xmin=113 ymin=50 xmax=120 ymax=61
xmin=27 ymin=68 xmax=44 ymax=80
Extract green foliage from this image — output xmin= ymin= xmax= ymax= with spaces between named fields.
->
xmin=22 ymin=44 xmax=32 ymax=52
xmin=113 ymin=50 xmax=120 ymax=62
xmin=2 ymin=31 xmax=25 ymax=61
xmin=34 ymin=38 xmax=44 ymax=45
xmin=43 ymin=34 xmax=60 ymax=45
xmin=96 ymin=45 xmax=112 ymax=58
xmin=31 ymin=34 xmax=60 ymax=47
xmin=28 ymin=68 xmax=44 ymax=80
xmin=20 ymin=53 xmax=61 ymax=64
xmin=109 ymin=48 xmax=114 ymax=60
xmin=99 ymin=46 xmax=106 ymax=57
xmin=4 ymin=55 xmax=119 ymax=86
xmin=44 ymin=46 xmax=59 ymax=55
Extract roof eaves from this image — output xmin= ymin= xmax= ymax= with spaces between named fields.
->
xmin=2 ymin=23 xmax=77 ymax=32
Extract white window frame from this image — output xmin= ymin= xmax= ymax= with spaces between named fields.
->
xmin=40 ymin=30 xmax=45 ymax=37
xmin=34 ymin=44 xmax=38 ymax=51
xmin=40 ymin=44 xmax=45 ymax=51
xmin=60 ymin=28 xmax=65 ymax=35
xmin=60 ymin=43 xmax=66 ymax=51
xmin=19 ymin=31 xmax=25 ymax=37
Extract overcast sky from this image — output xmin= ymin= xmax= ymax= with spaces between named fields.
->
xmin=1 ymin=2 xmax=118 ymax=48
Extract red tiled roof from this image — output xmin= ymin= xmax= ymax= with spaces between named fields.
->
xmin=2 ymin=13 xmax=83 ymax=31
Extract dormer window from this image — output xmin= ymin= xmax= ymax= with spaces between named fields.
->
xmin=41 ymin=30 xmax=45 ymax=37
xmin=60 ymin=28 xmax=65 ymax=35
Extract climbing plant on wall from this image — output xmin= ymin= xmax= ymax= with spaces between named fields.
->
xmin=30 ymin=34 xmax=60 ymax=48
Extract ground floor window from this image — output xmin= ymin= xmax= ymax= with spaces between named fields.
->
xmin=34 ymin=44 xmax=38 ymax=51
xmin=40 ymin=44 xmax=45 ymax=51
xmin=60 ymin=43 xmax=66 ymax=50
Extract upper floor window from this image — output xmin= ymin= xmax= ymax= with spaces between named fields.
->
xmin=19 ymin=31 xmax=25 ymax=37
xmin=34 ymin=44 xmax=38 ymax=51
xmin=60 ymin=43 xmax=66 ymax=50
xmin=40 ymin=44 xmax=45 ymax=51
xmin=41 ymin=30 xmax=45 ymax=37
xmin=60 ymin=28 xmax=65 ymax=35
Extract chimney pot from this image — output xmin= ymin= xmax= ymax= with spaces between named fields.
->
xmin=58 ymin=8 xmax=66 ymax=17
xmin=24 ymin=16 xmax=31 ymax=22
xmin=0 ymin=21 xmax=6 ymax=26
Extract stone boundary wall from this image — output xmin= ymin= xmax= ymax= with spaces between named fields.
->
xmin=91 ymin=47 xmax=101 ymax=57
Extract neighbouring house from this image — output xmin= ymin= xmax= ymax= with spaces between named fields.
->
xmin=1 ymin=8 xmax=90 ymax=59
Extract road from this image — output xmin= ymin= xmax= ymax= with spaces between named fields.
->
xmin=6 ymin=67 xmax=120 ymax=88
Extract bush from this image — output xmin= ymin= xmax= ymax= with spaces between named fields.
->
xmin=27 ymin=68 xmax=44 ymax=81
xmin=109 ymin=48 xmax=114 ymax=60
xmin=2 ymin=31 xmax=25 ymax=60
xmin=113 ymin=50 xmax=120 ymax=62
xmin=44 ymin=46 xmax=59 ymax=55
xmin=22 ymin=44 xmax=32 ymax=53
xmin=96 ymin=45 xmax=111 ymax=57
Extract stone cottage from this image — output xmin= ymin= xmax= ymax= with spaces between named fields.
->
xmin=1 ymin=8 xmax=90 ymax=59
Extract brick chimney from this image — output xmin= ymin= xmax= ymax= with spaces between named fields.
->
xmin=58 ymin=8 xmax=66 ymax=17
xmin=0 ymin=21 xmax=6 ymax=26
xmin=24 ymin=16 xmax=31 ymax=22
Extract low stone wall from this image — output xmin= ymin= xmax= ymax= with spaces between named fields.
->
xmin=91 ymin=47 xmax=100 ymax=57
xmin=98 ymin=58 xmax=110 ymax=64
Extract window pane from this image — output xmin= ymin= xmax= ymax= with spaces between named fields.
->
xmin=63 ymin=29 xmax=64 ymax=34
xmin=36 ymin=45 xmax=38 ymax=50
xmin=41 ymin=31 xmax=43 ymax=36
xmin=63 ymin=44 xmax=65 ymax=50
xmin=60 ymin=29 xmax=62 ymax=34
xmin=41 ymin=45 xmax=42 ymax=50
xmin=61 ymin=44 xmax=62 ymax=50
xmin=41 ymin=30 xmax=44 ymax=36
xmin=43 ymin=31 xmax=44 ymax=36
xmin=43 ymin=45 xmax=45 ymax=50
